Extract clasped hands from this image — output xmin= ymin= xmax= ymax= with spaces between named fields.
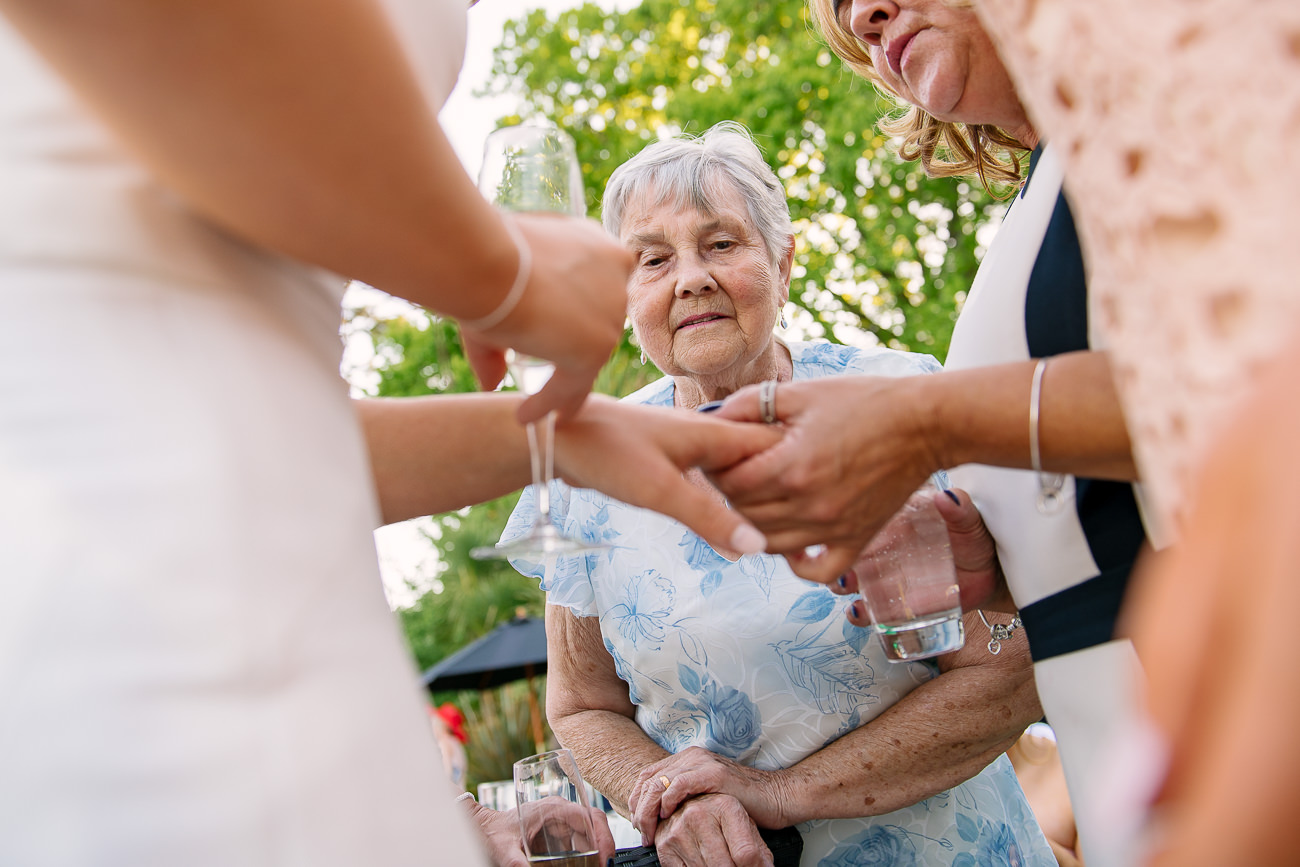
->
xmin=625 ymin=748 xmax=784 ymax=867
xmin=542 ymin=376 xmax=1005 ymax=609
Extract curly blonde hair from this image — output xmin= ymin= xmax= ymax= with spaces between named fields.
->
xmin=806 ymin=0 xmax=1028 ymax=194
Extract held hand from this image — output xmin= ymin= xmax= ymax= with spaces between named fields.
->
xmin=467 ymin=804 xmax=531 ymax=867
xmin=460 ymin=213 xmax=631 ymax=423
xmin=627 ymin=747 xmax=786 ymax=844
xmin=711 ymin=376 xmax=936 ymax=583
xmin=470 ymin=800 xmax=616 ymax=867
xmin=644 ymin=793 xmax=774 ymax=867
xmin=515 ymin=796 xmax=617 ymax=867
xmin=553 ymin=397 xmax=783 ymax=557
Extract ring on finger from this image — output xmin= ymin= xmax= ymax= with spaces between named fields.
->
xmin=758 ymin=379 xmax=778 ymax=425
xmin=659 ymin=775 xmax=672 ymax=790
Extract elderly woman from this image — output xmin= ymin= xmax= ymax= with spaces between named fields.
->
xmin=705 ymin=1 xmax=1155 ymax=862
xmin=502 ymin=123 xmax=1053 ymax=867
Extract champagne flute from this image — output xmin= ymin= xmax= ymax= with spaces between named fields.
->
xmin=513 ymin=749 xmax=602 ymax=867
xmin=470 ymin=125 xmax=608 ymax=561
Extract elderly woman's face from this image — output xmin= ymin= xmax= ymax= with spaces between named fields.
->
xmin=836 ymin=0 xmax=1022 ymax=129
xmin=622 ymin=184 xmax=789 ymax=383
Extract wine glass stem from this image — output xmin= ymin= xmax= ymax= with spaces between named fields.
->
xmin=526 ymin=411 xmax=558 ymax=521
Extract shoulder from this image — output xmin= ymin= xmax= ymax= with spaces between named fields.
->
xmin=787 ymin=339 xmax=941 ymax=379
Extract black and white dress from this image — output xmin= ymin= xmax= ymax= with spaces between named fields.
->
xmin=945 ymin=144 xmax=1151 ymax=860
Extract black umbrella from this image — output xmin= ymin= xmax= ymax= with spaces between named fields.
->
xmin=421 ymin=616 xmax=549 ymax=692
xmin=422 ymin=616 xmax=549 ymax=752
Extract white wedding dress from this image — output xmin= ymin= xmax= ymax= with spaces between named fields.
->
xmin=0 ymin=2 xmax=485 ymax=863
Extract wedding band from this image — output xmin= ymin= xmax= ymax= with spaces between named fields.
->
xmin=659 ymin=775 xmax=672 ymax=790
xmin=758 ymin=379 xmax=778 ymax=425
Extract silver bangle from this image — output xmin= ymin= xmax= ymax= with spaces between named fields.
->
xmin=1028 ymin=358 xmax=1066 ymax=515
xmin=460 ymin=213 xmax=532 ymax=332
xmin=977 ymin=609 xmax=1023 ymax=655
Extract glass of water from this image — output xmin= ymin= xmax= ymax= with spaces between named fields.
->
xmin=849 ymin=480 xmax=965 ymax=661
xmin=513 ymin=749 xmax=601 ymax=867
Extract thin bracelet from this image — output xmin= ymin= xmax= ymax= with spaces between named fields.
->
xmin=977 ymin=609 xmax=1023 ymax=655
xmin=459 ymin=214 xmax=532 ymax=332
xmin=454 ymin=791 xmax=477 ymax=805
xmin=1028 ymin=358 xmax=1066 ymax=514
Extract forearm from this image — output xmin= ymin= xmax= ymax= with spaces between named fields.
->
xmin=551 ymin=709 xmax=669 ymax=818
xmin=772 ymin=625 xmax=1040 ymax=823
xmin=921 ymin=350 xmax=1136 ymax=480
xmin=1 ymin=0 xmax=514 ymax=321
xmin=358 ymin=394 xmax=532 ymax=524
xmin=545 ymin=605 xmax=671 ymax=817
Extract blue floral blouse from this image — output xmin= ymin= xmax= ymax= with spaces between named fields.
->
xmin=504 ymin=340 xmax=1054 ymax=866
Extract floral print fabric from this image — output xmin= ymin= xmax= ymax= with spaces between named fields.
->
xmin=504 ymin=341 xmax=1054 ymax=866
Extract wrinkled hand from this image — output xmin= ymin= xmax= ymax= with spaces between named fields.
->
xmin=643 ymin=793 xmax=774 ymax=867
xmin=553 ymin=396 xmax=783 ymax=557
xmin=710 ymin=376 xmax=937 ymax=583
xmin=469 ymin=804 xmax=533 ymax=867
xmin=627 ymin=747 xmax=786 ymax=845
xmin=835 ymin=488 xmax=1013 ymax=620
xmin=517 ymin=796 xmax=617 ymax=867
xmin=470 ymin=799 xmax=616 ymax=867
xmin=460 ymin=212 xmax=632 ymax=423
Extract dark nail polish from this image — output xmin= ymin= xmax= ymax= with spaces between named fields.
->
xmin=850 ymin=600 xmax=865 ymax=619
xmin=944 ymin=490 xmax=960 ymax=505
xmin=837 ymin=574 xmax=848 ymax=590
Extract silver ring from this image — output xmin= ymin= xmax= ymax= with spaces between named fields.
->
xmin=758 ymin=379 xmax=778 ymax=425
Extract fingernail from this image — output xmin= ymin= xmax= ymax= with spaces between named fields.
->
xmin=730 ymin=524 xmax=766 ymax=555
xmin=836 ymin=574 xmax=848 ymax=590
xmin=850 ymin=600 xmax=865 ymax=619
xmin=944 ymin=490 xmax=960 ymax=505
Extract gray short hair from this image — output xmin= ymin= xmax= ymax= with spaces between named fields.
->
xmin=601 ymin=122 xmax=793 ymax=265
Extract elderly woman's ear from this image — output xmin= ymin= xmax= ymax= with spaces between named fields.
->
xmin=779 ymin=235 xmax=795 ymax=295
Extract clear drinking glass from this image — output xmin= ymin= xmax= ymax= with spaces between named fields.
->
xmin=469 ymin=125 xmax=607 ymax=561
xmin=849 ymin=480 xmax=965 ymax=661
xmin=513 ymin=748 xmax=601 ymax=867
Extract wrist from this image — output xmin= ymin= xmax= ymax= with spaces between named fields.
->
xmin=905 ymin=373 xmax=955 ymax=473
xmin=763 ymin=767 xmax=801 ymax=827
xmin=459 ymin=212 xmax=531 ymax=332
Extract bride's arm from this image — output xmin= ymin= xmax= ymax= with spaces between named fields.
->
xmin=356 ymin=394 xmax=777 ymax=556
xmin=0 ymin=0 xmax=631 ymax=418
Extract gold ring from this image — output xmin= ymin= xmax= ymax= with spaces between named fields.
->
xmin=659 ymin=775 xmax=671 ymax=790
xmin=758 ymin=379 xmax=778 ymax=425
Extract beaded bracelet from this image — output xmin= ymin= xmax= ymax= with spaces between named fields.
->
xmin=977 ymin=609 xmax=1023 ymax=655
